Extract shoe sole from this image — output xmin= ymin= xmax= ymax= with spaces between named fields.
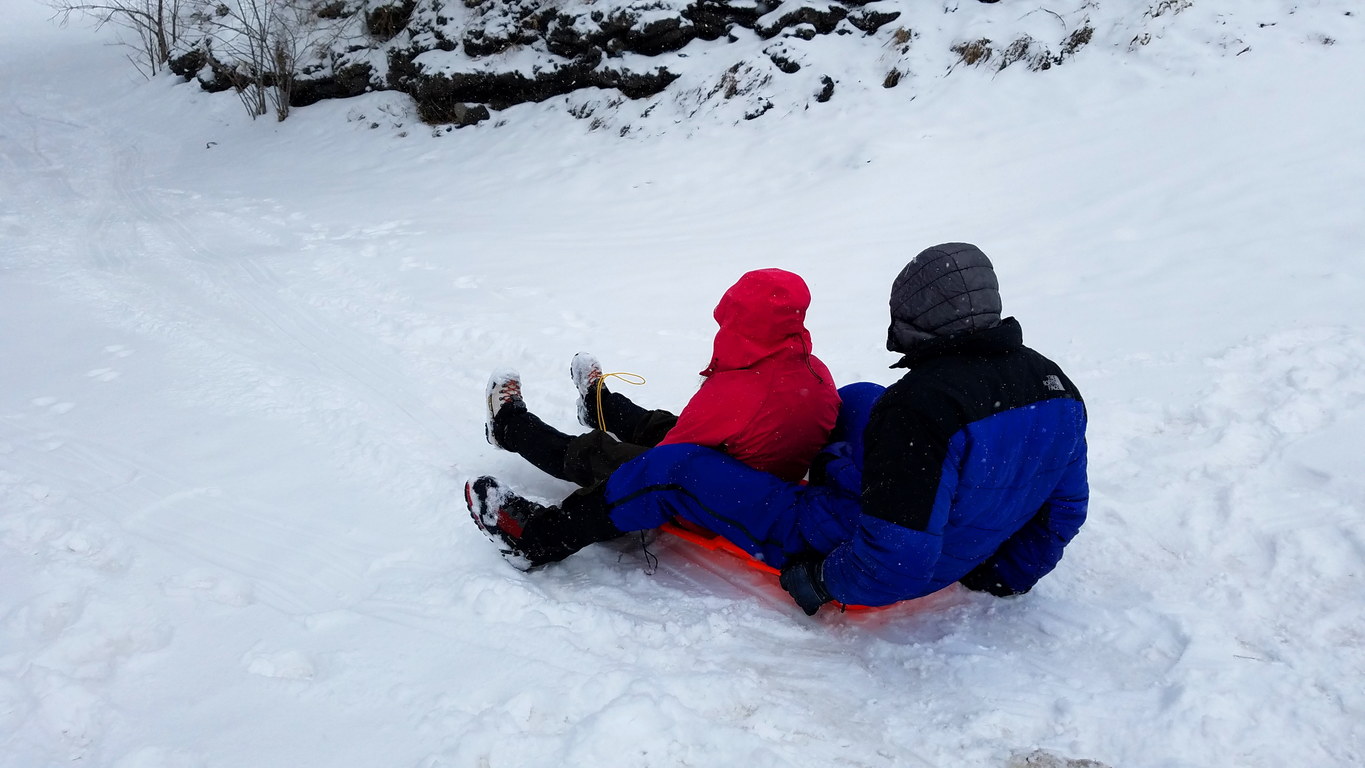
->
xmin=484 ymin=375 xmax=501 ymax=450
xmin=570 ymin=353 xmax=601 ymax=428
xmin=464 ymin=478 xmax=534 ymax=570
xmin=464 ymin=479 xmax=487 ymax=532
xmin=484 ymin=369 xmax=521 ymax=451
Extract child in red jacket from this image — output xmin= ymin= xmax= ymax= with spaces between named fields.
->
xmin=474 ymin=268 xmax=841 ymax=568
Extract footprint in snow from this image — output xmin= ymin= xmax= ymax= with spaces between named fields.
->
xmin=243 ymin=650 xmax=316 ymax=681
xmin=31 ymin=396 xmax=74 ymax=413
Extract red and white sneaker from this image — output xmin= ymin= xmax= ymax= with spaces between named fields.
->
xmin=484 ymin=368 xmax=524 ymax=450
xmin=464 ymin=475 xmax=540 ymax=570
xmin=570 ymin=352 xmax=603 ymax=429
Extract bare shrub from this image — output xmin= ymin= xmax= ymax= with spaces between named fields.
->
xmin=54 ymin=0 xmax=318 ymax=121
xmin=1147 ymin=0 xmax=1193 ymax=19
xmin=951 ymin=38 xmax=993 ymax=67
xmin=1060 ymin=25 xmax=1094 ymax=59
xmin=998 ymin=36 xmax=1038 ymax=70
xmin=888 ymin=26 xmax=914 ymax=54
xmin=51 ymin=0 xmax=186 ymax=77
xmin=198 ymin=0 xmax=309 ymax=121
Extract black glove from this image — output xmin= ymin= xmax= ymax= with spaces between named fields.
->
xmin=958 ymin=561 xmax=1029 ymax=597
xmin=780 ymin=558 xmax=833 ymax=616
xmin=807 ymin=441 xmax=852 ymax=486
xmin=807 ymin=451 xmax=835 ymax=485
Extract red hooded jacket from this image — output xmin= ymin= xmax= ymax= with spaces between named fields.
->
xmin=657 ymin=269 xmax=841 ymax=482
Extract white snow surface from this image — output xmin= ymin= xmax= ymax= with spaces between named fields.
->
xmin=3 ymin=1 xmax=1364 ymax=766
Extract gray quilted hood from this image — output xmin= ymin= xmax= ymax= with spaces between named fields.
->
xmin=887 ymin=242 xmax=1002 ymax=353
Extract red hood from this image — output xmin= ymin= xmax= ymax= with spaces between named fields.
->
xmin=702 ymin=269 xmax=815 ymax=375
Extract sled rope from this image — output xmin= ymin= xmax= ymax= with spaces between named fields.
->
xmin=595 ymin=371 xmax=646 ymax=432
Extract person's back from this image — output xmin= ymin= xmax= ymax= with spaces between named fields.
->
xmin=468 ymin=267 xmax=841 ymax=569
xmin=836 ymin=314 xmax=1086 ymax=603
xmin=657 ymin=268 xmax=840 ymax=482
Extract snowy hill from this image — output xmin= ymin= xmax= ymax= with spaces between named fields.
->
xmin=3 ymin=0 xmax=1364 ymax=766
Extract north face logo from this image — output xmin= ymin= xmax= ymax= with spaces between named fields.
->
xmin=1043 ymin=375 xmax=1065 ymax=392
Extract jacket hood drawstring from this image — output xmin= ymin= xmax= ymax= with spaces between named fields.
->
xmin=798 ymin=332 xmax=824 ymax=385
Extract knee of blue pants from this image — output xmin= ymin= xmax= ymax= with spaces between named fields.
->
xmin=604 ymin=444 xmax=809 ymax=565
xmin=603 ymin=443 xmax=865 ymax=567
xmin=833 ymin=382 xmax=885 ymax=467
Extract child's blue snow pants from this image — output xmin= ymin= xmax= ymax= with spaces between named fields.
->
xmin=602 ymin=382 xmax=885 ymax=568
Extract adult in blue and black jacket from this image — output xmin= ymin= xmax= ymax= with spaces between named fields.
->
xmin=600 ymin=243 xmax=1089 ymax=614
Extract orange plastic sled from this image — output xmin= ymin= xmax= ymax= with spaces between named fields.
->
xmin=658 ymin=520 xmax=882 ymax=611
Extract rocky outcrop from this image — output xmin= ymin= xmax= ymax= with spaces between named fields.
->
xmin=293 ymin=63 xmax=377 ymax=107
xmin=164 ymin=0 xmax=1095 ymax=127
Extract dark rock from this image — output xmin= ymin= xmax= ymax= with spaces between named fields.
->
xmin=291 ymin=62 xmax=375 ymax=107
xmin=386 ymin=47 xmax=423 ymax=91
xmin=461 ymin=29 xmax=511 ymax=57
xmin=765 ymin=45 xmax=801 ymax=73
xmin=847 ymin=9 xmax=900 ymax=34
xmin=545 ymin=12 xmax=596 ymax=58
xmin=192 ymin=54 xmax=241 ymax=94
xmin=409 ymin=53 xmax=606 ymax=117
xmin=407 ymin=53 xmax=678 ymax=123
xmin=449 ymin=102 xmax=492 ymax=126
xmin=816 ymin=74 xmax=834 ymax=102
xmin=171 ymin=0 xmax=1066 ymax=125
xmin=627 ymin=15 xmax=697 ymax=55
xmin=367 ymin=0 xmax=416 ymax=42
xmin=596 ymin=66 xmax=681 ymax=98
xmin=597 ymin=9 xmax=638 ymax=38
xmin=755 ymin=4 xmax=848 ymax=39
xmin=167 ymin=48 xmax=207 ymax=82
xmin=316 ymin=1 xmax=351 ymax=19
xmin=744 ymin=99 xmax=773 ymax=119
xmin=545 ymin=8 xmax=699 ymax=59
xmin=685 ymin=2 xmax=739 ymax=40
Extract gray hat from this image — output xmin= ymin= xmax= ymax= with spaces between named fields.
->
xmin=887 ymin=242 xmax=1002 ymax=352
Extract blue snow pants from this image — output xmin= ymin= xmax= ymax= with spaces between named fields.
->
xmin=602 ymin=382 xmax=885 ymax=569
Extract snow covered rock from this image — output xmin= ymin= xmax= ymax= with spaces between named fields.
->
xmin=151 ymin=2 xmax=1360 ymax=131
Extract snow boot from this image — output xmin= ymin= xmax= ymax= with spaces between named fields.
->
xmin=570 ymin=352 xmax=604 ymax=429
xmin=484 ymin=368 xmax=524 ymax=450
xmin=464 ymin=475 xmax=543 ymax=571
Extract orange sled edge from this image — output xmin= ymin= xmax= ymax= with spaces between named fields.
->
xmin=657 ymin=521 xmax=881 ymax=611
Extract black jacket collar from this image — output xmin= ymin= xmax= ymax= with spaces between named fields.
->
xmin=890 ymin=317 xmax=1024 ymax=369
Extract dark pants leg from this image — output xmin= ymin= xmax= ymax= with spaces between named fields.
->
xmin=562 ymin=431 xmax=649 ymax=488
xmin=516 ymin=485 xmax=624 ymax=565
xmin=518 ymin=396 xmax=678 ymax=565
xmin=589 ymin=390 xmax=678 ymax=447
xmin=494 ymin=407 xmax=577 ymax=483
xmin=499 ymin=392 xmax=678 ymax=488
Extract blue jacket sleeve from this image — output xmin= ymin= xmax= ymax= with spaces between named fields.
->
xmin=818 ymin=389 xmax=958 ymax=606
xmin=960 ymin=443 xmax=1089 ymax=596
xmin=820 ymin=518 xmax=945 ymax=606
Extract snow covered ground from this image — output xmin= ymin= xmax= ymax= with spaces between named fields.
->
xmin=3 ymin=1 xmax=1364 ymax=766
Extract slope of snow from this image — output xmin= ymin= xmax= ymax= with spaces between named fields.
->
xmin=2 ymin=1 xmax=1363 ymax=766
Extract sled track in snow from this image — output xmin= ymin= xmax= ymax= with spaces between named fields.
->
xmin=69 ymin=130 xmax=467 ymax=494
